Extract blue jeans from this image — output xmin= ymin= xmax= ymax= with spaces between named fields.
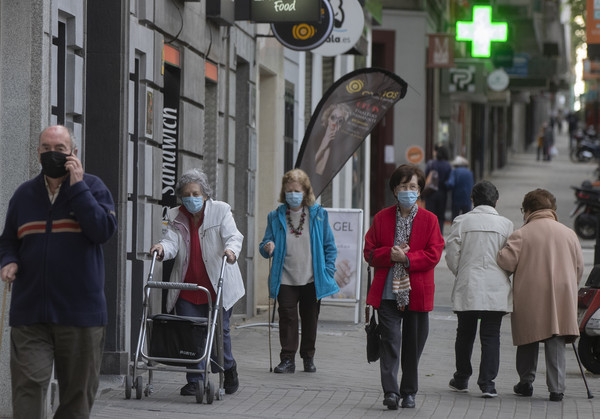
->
xmin=175 ymin=298 xmax=234 ymax=383
xmin=453 ymin=311 xmax=504 ymax=391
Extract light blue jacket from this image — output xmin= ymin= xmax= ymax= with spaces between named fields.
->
xmin=259 ymin=204 xmax=338 ymax=300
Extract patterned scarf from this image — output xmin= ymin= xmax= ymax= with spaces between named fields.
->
xmin=392 ymin=204 xmax=417 ymax=310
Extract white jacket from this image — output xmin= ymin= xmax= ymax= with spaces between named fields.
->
xmin=445 ymin=205 xmax=514 ymax=312
xmin=160 ymin=199 xmax=245 ymax=312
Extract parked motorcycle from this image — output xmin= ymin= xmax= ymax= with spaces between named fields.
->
xmin=571 ymin=181 xmax=600 ymax=239
xmin=570 ymin=135 xmax=600 ymax=163
xmin=577 ymin=265 xmax=600 ymax=374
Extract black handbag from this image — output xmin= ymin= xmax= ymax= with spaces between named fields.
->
xmin=365 ymin=253 xmax=380 ymax=363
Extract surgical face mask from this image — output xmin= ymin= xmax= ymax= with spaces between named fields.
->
xmin=397 ymin=190 xmax=418 ymax=208
xmin=40 ymin=151 xmax=69 ymax=178
xmin=182 ymin=196 xmax=204 ymax=214
xmin=285 ymin=191 xmax=304 ymax=208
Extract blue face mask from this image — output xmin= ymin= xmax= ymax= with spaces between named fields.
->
xmin=285 ymin=191 xmax=304 ymax=208
xmin=397 ymin=191 xmax=418 ymax=208
xmin=182 ymin=196 xmax=204 ymax=214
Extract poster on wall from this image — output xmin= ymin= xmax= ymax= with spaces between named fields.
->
xmin=323 ymin=208 xmax=363 ymax=323
xmin=160 ymin=63 xmax=181 ymax=218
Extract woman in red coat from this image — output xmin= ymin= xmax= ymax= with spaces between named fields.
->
xmin=364 ymin=164 xmax=444 ymax=410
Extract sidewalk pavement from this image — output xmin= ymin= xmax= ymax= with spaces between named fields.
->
xmin=91 ymin=130 xmax=600 ymax=418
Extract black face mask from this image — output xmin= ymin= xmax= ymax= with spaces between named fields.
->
xmin=40 ymin=151 xmax=69 ymax=178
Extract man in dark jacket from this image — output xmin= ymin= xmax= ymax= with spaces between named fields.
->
xmin=0 ymin=125 xmax=117 ymax=419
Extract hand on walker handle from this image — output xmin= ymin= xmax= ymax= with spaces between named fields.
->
xmin=149 ymin=244 xmax=164 ymax=261
xmin=224 ymin=249 xmax=236 ymax=264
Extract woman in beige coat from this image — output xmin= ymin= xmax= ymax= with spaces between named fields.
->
xmin=497 ymin=189 xmax=583 ymax=402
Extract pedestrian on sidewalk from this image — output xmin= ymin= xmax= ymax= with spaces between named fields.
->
xmin=497 ymin=189 xmax=583 ymax=402
xmin=542 ymin=121 xmax=555 ymax=161
xmin=445 ymin=155 xmax=474 ymax=220
xmin=424 ymin=145 xmax=452 ymax=234
xmin=0 ymin=125 xmax=117 ymax=419
xmin=150 ymin=168 xmax=244 ymax=396
xmin=445 ymin=181 xmax=513 ymax=398
xmin=259 ymin=169 xmax=338 ymax=374
xmin=364 ymin=164 xmax=444 ymax=410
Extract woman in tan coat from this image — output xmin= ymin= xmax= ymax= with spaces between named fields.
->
xmin=497 ymin=189 xmax=583 ymax=402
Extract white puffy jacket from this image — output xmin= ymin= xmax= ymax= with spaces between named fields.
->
xmin=160 ymin=199 xmax=245 ymax=311
xmin=445 ymin=205 xmax=514 ymax=312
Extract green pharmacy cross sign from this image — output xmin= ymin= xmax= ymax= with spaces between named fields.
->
xmin=456 ymin=5 xmax=507 ymax=58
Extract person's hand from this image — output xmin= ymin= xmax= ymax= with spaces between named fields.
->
xmin=334 ymin=259 xmax=352 ymax=288
xmin=390 ymin=244 xmax=409 ymax=263
xmin=1 ymin=263 xmax=18 ymax=289
xmin=150 ymin=244 xmax=164 ymax=261
xmin=66 ymin=154 xmax=84 ymax=185
xmin=263 ymin=241 xmax=275 ymax=256
xmin=224 ymin=249 xmax=236 ymax=264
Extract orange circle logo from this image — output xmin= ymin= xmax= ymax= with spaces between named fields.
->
xmin=293 ymin=24 xmax=316 ymax=40
xmin=405 ymin=146 xmax=424 ymax=164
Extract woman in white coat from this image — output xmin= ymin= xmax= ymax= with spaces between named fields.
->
xmin=445 ymin=181 xmax=513 ymax=398
xmin=150 ymin=168 xmax=245 ymax=396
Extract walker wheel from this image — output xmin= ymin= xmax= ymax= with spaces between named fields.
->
xmin=124 ymin=375 xmax=132 ymax=399
xmin=206 ymin=381 xmax=215 ymax=404
xmin=135 ymin=376 xmax=143 ymax=399
xmin=195 ymin=383 xmax=203 ymax=404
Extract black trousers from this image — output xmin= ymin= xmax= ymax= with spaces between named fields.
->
xmin=453 ymin=311 xmax=504 ymax=391
xmin=277 ymin=283 xmax=320 ymax=361
xmin=378 ymin=300 xmax=429 ymax=397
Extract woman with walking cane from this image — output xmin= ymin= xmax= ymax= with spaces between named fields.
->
xmin=259 ymin=168 xmax=338 ymax=374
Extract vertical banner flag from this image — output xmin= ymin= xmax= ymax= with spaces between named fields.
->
xmin=295 ymin=68 xmax=407 ymax=198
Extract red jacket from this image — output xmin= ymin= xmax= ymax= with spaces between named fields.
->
xmin=364 ymin=205 xmax=444 ymax=311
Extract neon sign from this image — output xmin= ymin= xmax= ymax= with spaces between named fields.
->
xmin=456 ymin=5 xmax=507 ymax=58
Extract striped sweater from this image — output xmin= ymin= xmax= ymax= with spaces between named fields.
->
xmin=0 ymin=173 xmax=117 ymax=327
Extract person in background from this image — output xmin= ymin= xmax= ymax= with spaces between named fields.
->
xmin=364 ymin=164 xmax=444 ymax=410
xmin=445 ymin=181 xmax=513 ymax=398
xmin=259 ymin=169 xmax=338 ymax=374
xmin=0 ymin=125 xmax=117 ymax=419
xmin=497 ymin=189 xmax=583 ymax=402
xmin=542 ymin=121 xmax=555 ymax=161
xmin=445 ymin=155 xmax=474 ymax=221
xmin=424 ymin=145 xmax=452 ymax=234
xmin=150 ymin=168 xmax=245 ymax=396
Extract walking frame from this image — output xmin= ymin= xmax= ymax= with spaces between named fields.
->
xmin=126 ymin=251 xmax=226 ymax=404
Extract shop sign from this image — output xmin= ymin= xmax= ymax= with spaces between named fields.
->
xmin=271 ymin=0 xmax=333 ymax=50
xmin=312 ymin=0 xmax=364 ymax=56
xmin=251 ymin=0 xmax=321 ymax=23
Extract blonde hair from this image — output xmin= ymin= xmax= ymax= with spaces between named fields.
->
xmin=278 ymin=169 xmax=316 ymax=207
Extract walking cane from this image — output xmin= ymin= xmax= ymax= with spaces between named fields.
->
xmin=267 ymin=257 xmax=273 ymax=372
xmin=572 ymin=342 xmax=594 ymax=399
xmin=0 ymin=283 xmax=9 ymax=353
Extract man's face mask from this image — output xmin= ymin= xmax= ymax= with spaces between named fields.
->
xmin=40 ymin=151 xmax=70 ymax=179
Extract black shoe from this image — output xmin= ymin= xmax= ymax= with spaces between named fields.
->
xmin=513 ymin=382 xmax=533 ymax=397
xmin=180 ymin=382 xmax=198 ymax=396
xmin=224 ymin=362 xmax=239 ymax=394
xmin=273 ymin=358 xmax=295 ymax=373
xmin=449 ymin=378 xmax=468 ymax=392
xmin=303 ymin=357 xmax=316 ymax=373
xmin=383 ymin=393 xmax=399 ymax=410
xmin=482 ymin=389 xmax=498 ymax=398
xmin=401 ymin=394 xmax=415 ymax=408
xmin=549 ymin=392 xmax=564 ymax=402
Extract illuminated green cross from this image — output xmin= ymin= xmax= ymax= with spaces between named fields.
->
xmin=456 ymin=5 xmax=507 ymax=58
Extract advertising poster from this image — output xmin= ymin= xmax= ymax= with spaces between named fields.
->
xmin=323 ymin=208 xmax=363 ymax=323
xmin=295 ymin=68 xmax=407 ymax=198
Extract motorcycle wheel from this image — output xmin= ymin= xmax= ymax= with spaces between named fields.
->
xmin=574 ymin=214 xmax=597 ymax=240
xmin=570 ymin=148 xmax=580 ymax=163
xmin=578 ymin=335 xmax=600 ymax=374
